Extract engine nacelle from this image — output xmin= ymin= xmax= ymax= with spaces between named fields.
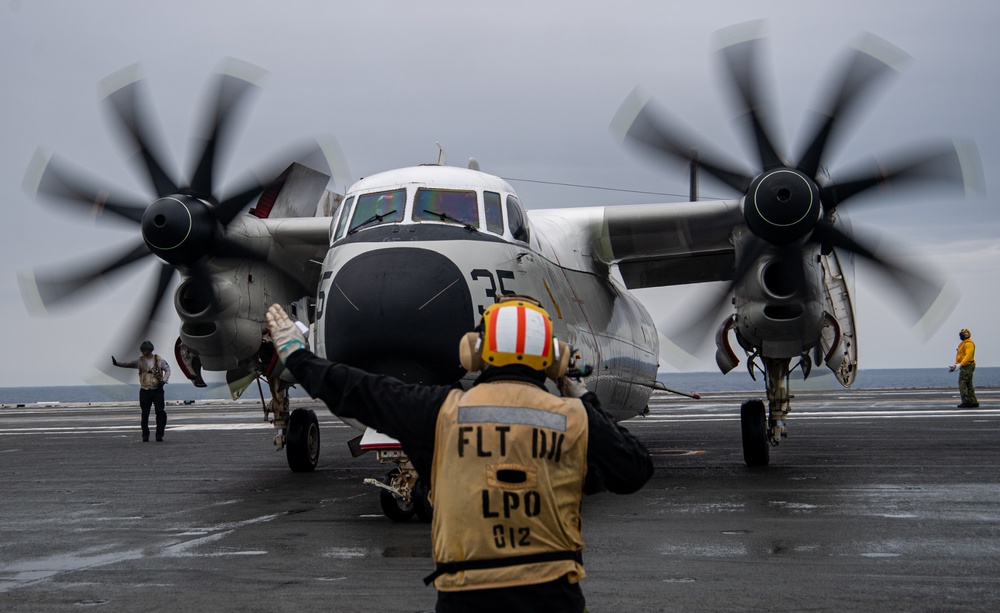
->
xmin=730 ymin=229 xmax=825 ymax=359
xmin=172 ymin=213 xmax=318 ymax=373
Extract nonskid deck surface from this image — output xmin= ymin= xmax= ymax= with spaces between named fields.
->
xmin=1 ymin=388 xmax=997 ymax=611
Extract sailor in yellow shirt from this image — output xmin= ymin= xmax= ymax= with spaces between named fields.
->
xmin=950 ymin=328 xmax=978 ymax=408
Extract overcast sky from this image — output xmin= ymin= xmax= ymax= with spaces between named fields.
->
xmin=2 ymin=0 xmax=997 ymax=388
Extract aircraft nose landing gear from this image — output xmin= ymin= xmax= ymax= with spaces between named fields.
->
xmin=359 ymin=430 xmax=433 ymax=522
xmin=371 ymin=464 xmax=418 ymax=522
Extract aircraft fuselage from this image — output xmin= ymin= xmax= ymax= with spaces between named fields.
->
xmin=312 ymin=166 xmax=658 ymax=422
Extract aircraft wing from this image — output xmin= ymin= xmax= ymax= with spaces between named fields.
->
xmin=531 ymin=198 xmax=742 ymax=289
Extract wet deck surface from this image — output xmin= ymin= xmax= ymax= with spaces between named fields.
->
xmin=1 ymin=388 xmax=998 ymax=611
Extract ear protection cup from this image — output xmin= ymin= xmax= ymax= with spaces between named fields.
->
xmin=545 ymin=340 xmax=570 ymax=381
xmin=459 ymin=332 xmax=485 ymax=372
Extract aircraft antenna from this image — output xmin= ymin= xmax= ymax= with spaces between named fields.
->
xmin=689 ymin=149 xmax=699 ymax=201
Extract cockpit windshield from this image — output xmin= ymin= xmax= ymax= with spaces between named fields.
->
xmin=412 ymin=188 xmax=479 ymax=228
xmin=349 ymin=188 xmax=405 ymax=233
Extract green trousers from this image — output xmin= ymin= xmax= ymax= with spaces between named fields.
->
xmin=959 ymin=363 xmax=978 ymax=406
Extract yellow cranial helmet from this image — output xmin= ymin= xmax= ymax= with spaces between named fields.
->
xmin=960 ymin=328 xmax=971 ymax=339
xmin=458 ymin=295 xmax=569 ymax=379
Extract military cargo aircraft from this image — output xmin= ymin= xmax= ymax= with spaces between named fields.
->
xmin=20 ymin=25 xmax=981 ymax=521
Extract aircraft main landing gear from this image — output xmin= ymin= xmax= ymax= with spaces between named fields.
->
xmin=740 ymin=357 xmax=794 ymax=468
xmin=286 ymin=408 xmax=320 ymax=472
xmin=263 ymin=373 xmax=320 ymax=472
xmin=740 ymin=399 xmax=770 ymax=467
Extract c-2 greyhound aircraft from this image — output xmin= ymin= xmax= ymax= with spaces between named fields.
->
xmin=20 ymin=26 xmax=981 ymax=521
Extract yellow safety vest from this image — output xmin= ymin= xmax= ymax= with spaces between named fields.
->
xmin=428 ymin=381 xmax=588 ymax=591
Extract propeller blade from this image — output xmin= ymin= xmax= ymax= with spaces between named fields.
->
xmin=320 ymin=135 xmax=354 ymax=194
xmin=20 ymin=240 xmax=152 ymax=311
xmin=113 ymin=262 xmax=177 ymax=358
xmin=772 ymin=243 xmax=809 ymax=300
xmin=178 ymin=260 xmax=232 ymax=364
xmin=27 ymin=61 xmax=347 ymax=375
xmin=796 ymin=34 xmax=909 ymax=179
xmin=612 ymin=88 xmax=754 ymax=193
xmin=185 ymin=260 xmax=222 ymax=315
xmin=214 ymin=179 xmax=267 ymax=226
xmin=811 ymin=222 xmax=954 ymax=325
xmin=213 ymin=235 xmax=268 ymax=262
xmin=101 ymin=66 xmax=179 ymax=197
xmin=188 ymin=60 xmax=265 ymax=197
xmin=820 ymin=141 xmax=981 ymax=209
xmin=715 ymin=23 xmax=785 ymax=170
xmin=729 ymin=233 xmax=770 ymax=293
xmin=24 ymin=150 xmax=148 ymax=224
xmin=213 ymin=139 xmax=329 ymax=226
xmin=664 ymin=233 xmax=769 ymax=356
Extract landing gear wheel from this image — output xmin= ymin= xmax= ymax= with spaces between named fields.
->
xmin=741 ymin=399 xmax=770 ymax=467
xmin=413 ymin=479 xmax=433 ymax=523
xmin=379 ymin=468 xmax=416 ymax=522
xmin=286 ymin=408 xmax=320 ymax=472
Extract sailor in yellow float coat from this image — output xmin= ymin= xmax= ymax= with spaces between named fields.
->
xmin=267 ymin=298 xmax=652 ymax=613
xmin=950 ymin=328 xmax=978 ymax=408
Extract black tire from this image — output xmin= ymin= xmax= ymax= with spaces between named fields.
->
xmin=286 ymin=408 xmax=320 ymax=472
xmin=413 ymin=479 xmax=434 ymax=523
xmin=741 ymin=399 xmax=770 ymax=467
xmin=379 ymin=468 xmax=416 ymax=522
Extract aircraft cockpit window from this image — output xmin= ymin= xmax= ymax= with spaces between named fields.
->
xmin=334 ymin=196 xmax=354 ymax=240
xmin=506 ymin=195 xmax=529 ymax=243
xmin=484 ymin=191 xmax=504 ymax=235
xmin=349 ymin=189 xmax=405 ymax=234
xmin=412 ymin=188 xmax=479 ymax=229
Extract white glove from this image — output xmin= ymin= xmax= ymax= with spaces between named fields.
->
xmin=949 ymin=364 xmax=958 ymax=372
xmin=559 ymin=376 xmax=588 ymax=398
xmin=267 ymin=304 xmax=308 ymax=364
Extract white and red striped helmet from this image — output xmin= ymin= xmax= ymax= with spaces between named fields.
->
xmin=479 ymin=296 xmax=560 ymax=371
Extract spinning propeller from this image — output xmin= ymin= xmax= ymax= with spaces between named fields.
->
xmin=21 ymin=60 xmax=322 ymax=374
xmin=614 ymin=24 xmax=981 ymax=355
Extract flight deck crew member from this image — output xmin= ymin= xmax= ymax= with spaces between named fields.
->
xmin=266 ymin=297 xmax=653 ymax=613
xmin=950 ymin=328 xmax=978 ymax=408
xmin=113 ymin=340 xmax=171 ymax=441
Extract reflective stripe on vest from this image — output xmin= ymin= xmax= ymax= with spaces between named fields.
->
xmin=429 ymin=382 xmax=588 ymax=591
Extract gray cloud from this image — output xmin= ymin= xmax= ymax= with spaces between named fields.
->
xmin=2 ymin=0 xmax=996 ymax=387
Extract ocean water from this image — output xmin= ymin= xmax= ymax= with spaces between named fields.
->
xmin=1 ymin=367 xmax=996 ymax=406
xmin=657 ymin=366 xmax=1000 ymax=394
xmin=0 ymin=382 xmax=313 ymax=406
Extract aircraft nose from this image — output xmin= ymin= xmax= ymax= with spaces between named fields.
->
xmin=323 ymin=247 xmax=475 ymax=384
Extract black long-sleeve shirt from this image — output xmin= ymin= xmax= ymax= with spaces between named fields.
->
xmin=285 ymin=350 xmax=653 ymax=495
